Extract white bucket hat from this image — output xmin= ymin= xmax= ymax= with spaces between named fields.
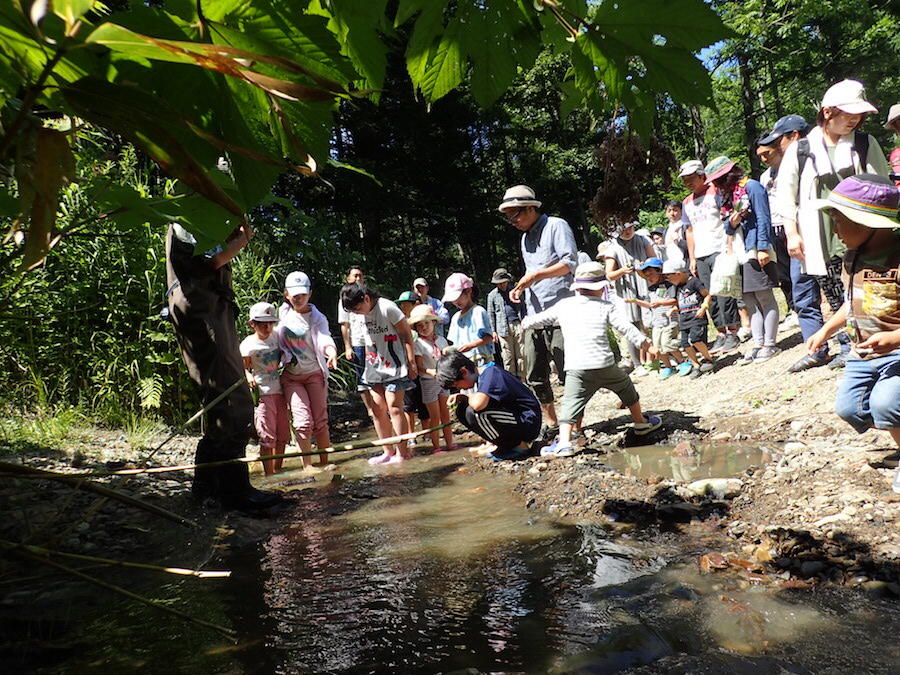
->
xmin=820 ymin=79 xmax=877 ymax=115
xmin=884 ymin=103 xmax=900 ymax=130
xmin=498 ymin=185 xmax=541 ymax=212
xmin=570 ymin=261 xmax=608 ymax=291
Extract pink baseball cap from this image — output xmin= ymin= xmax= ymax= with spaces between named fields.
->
xmin=441 ymin=272 xmax=473 ymax=303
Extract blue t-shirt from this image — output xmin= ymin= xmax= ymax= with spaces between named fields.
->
xmin=448 ymin=304 xmax=493 ymax=359
xmin=477 ymin=365 xmax=541 ymax=430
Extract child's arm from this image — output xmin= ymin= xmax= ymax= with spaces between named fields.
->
xmin=415 ymin=354 xmax=437 ymax=379
xmin=521 ymin=305 xmax=558 ymax=331
xmin=608 ymin=307 xmax=652 ymax=353
xmin=625 ymin=298 xmax=652 ymax=309
xmin=242 ymin=356 xmax=256 ymax=389
xmin=395 ymin=317 xmax=418 ymax=379
xmin=807 ymin=303 xmax=848 ymax=354
xmin=209 ymin=223 xmax=253 ymax=269
xmin=650 ymin=298 xmax=677 ymax=309
xmin=695 ymin=287 xmax=712 ymax=318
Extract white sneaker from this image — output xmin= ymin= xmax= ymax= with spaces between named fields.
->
xmin=780 ymin=312 xmax=799 ymax=329
xmin=632 ymin=366 xmax=649 ymax=378
xmin=737 ymin=327 xmax=752 ymax=342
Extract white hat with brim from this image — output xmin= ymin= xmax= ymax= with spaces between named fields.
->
xmin=678 ymin=159 xmax=705 ymax=177
xmin=884 ymin=103 xmax=900 ymax=129
xmin=498 ymin=184 xmax=541 ymax=212
xmin=820 ymin=79 xmax=878 ymax=115
xmin=570 ymin=261 xmax=608 ymax=291
xmin=571 ymin=278 xmax=609 ymax=291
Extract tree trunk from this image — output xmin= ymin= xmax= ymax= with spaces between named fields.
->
xmin=688 ymin=106 xmax=706 ymax=163
xmin=737 ymin=51 xmax=762 ymax=176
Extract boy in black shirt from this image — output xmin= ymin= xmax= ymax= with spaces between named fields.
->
xmin=663 ymin=259 xmax=716 ymax=377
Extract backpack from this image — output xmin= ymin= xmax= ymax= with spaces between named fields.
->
xmin=796 ymin=131 xmax=870 ymax=192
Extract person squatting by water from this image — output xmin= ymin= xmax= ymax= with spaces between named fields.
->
xmin=436 ymin=351 xmax=542 ymax=462
xmin=165 ymin=221 xmax=282 ymax=511
xmin=341 ymin=282 xmax=418 ymax=465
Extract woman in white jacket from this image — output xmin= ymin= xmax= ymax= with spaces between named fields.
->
xmin=278 ymin=271 xmax=338 ymax=468
xmin=776 ymin=79 xmax=890 ymax=372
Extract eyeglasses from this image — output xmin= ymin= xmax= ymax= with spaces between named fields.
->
xmin=502 ymin=207 xmax=526 ymax=222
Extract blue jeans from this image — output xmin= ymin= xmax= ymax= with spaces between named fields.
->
xmin=790 ymin=258 xmax=849 ymax=357
xmin=834 ymin=354 xmax=900 ymax=433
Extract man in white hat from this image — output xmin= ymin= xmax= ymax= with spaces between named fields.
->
xmin=776 ymin=79 xmax=890 ymax=372
xmin=678 ymin=159 xmax=741 ymax=354
xmin=498 ymin=184 xmax=578 ymax=434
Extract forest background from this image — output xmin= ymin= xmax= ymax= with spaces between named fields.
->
xmin=0 ymin=0 xmax=897 ymax=437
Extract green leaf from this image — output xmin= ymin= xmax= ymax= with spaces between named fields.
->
xmin=404 ymin=0 xmax=448 ymax=85
xmin=419 ymin=22 xmax=465 ymax=102
xmin=326 ymin=0 xmax=389 ymax=92
xmin=51 ymin=0 xmax=97 ymax=30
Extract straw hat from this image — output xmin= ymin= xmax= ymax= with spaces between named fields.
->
xmin=408 ymin=304 xmax=440 ymax=326
xmin=497 ymin=185 xmax=541 ymax=212
xmin=570 ymin=262 xmax=608 ymax=291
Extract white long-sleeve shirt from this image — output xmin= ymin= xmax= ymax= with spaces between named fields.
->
xmin=521 ymin=293 xmax=647 ymax=371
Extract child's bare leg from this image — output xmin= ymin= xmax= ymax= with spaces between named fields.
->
xmin=313 ymin=430 xmax=331 ymax=466
xmin=385 ymin=389 xmax=410 ymax=458
xmin=889 ymin=429 xmax=900 ymax=447
xmin=659 ymin=354 xmax=673 ymax=368
xmin=368 ymin=387 xmax=397 ymax=457
xmin=260 ymin=446 xmax=276 ymax=476
xmin=626 ymin=401 xmax=645 ymax=424
xmin=668 ymin=349 xmax=684 ymax=364
xmin=274 ymin=442 xmax=286 ymax=473
xmin=438 ymin=396 xmax=458 ymax=449
xmin=422 ymin=401 xmax=442 ymax=451
xmin=694 ymin=341 xmax=714 ymax=361
xmin=684 ymin=345 xmax=700 ymax=366
xmin=405 ymin=412 xmax=417 ymax=443
xmin=297 ymin=435 xmax=314 ymax=467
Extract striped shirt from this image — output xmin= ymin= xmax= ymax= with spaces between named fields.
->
xmin=521 ymin=293 xmax=646 ymax=371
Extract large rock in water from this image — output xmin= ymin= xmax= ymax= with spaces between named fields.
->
xmin=685 ymin=478 xmax=743 ymax=499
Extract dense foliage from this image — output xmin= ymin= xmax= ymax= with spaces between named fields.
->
xmin=0 ymin=0 xmax=896 ymax=427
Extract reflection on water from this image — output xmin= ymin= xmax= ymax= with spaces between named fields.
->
xmin=603 ymin=443 xmax=773 ymax=480
xmin=39 ymin=449 xmax=900 ymax=674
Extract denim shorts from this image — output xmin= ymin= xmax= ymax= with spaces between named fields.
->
xmin=365 ymin=375 xmax=416 ymax=393
xmin=834 ymin=353 xmax=900 ymax=433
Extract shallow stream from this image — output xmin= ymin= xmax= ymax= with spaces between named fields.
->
xmin=41 ymin=450 xmax=900 ymax=673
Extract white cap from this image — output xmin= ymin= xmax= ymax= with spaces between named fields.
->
xmin=820 ymin=79 xmax=877 ymax=115
xmin=678 ymin=159 xmax=704 ymax=177
xmin=285 ymin=271 xmax=311 ymax=295
xmin=412 ymin=277 xmax=428 ymax=289
xmin=249 ymin=302 xmax=277 ymax=322
xmin=662 ymin=259 xmax=688 ymax=274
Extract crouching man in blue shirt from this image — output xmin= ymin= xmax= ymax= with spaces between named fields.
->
xmin=436 ymin=351 xmax=541 ymax=461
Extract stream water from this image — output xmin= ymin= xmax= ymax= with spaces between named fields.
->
xmin=39 ymin=450 xmax=900 ymax=674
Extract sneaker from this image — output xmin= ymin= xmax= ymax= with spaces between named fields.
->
xmin=689 ymin=368 xmax=702 ymax=379
xmin=540 ymin=441 xmax=576 ymax=458
xmin=788 ymin=352 xmax=831 ymax=373
xmin=737 ymin=326 xmax=752 ymax=342
xmin=755 ymin=345 xmax=782 ymax=362
xmin=489 ymin=445 xmax=531 ymax=462
xmin=698 ymin=359 xmax=715 ymax=373
xmin=892 ymin=466 xmax=900 ymax=494
xmin=828 ymin=351 xmax=851 ymax=370
xmin=633 ymin=414 xmax=663 ymax=435
xmin=619 ymin=359 xmax=635 ymax=374
xmin=780 ymin=312 xmax=799 ymax=329
xmin=676 ymin=361 xmax=693 ymax=377
xmin=632 ymin=366 xmax=649 ymax=378
xmin=720 ymin=334 xmax=741 ymax=353
xmin=539 ymin=424 xmax=559 ymax=443
xmin=740 ymin=348 xmax=760 ymax=365
xmin=659 ymin=367 xmax=675 ymax=380
xmin=708 ymin=335 xmax=727 ymax=354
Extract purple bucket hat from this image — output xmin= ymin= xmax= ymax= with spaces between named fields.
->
xmin=810 ymin=174 xmax=900 ymax=229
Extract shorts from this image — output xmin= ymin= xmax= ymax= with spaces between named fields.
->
xmin=366 ymin=376 xmax=416 ymax=393
xmin=402 ymin=377 xmax=430 ymax=419
xmin=651 ymin=324 xmax=680 ymax=353
xmin=254 ymin=393 xmax=290 ymax=448
xmin=352 ymin=345 xmax=367 ymax=392
xmin=420 ymin=376 xmax=447 ymax=404
xmin=558 ymin=366 xmax=639 ymax=424
xmin=680 ymin=322 xmax=708 ymax=348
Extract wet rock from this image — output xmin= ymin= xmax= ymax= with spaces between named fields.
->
xmin=671 ymin=441 xmax=696 ymax=457
xmin=658 ymin=502 xmax=700 ymax=522
xmin=698 ymin=552 xmax=730 ymax=573
xmin=685 ymin=478 xmax=743 ymax=499
xmin=799 ymin=561 xmax=825 ymax=577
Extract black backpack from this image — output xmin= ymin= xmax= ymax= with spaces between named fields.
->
xmin=796 ymin=131 xmax=870 ymax=192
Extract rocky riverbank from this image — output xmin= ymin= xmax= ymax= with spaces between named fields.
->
xmin=470 ymin=325 xmax=900 ymax=589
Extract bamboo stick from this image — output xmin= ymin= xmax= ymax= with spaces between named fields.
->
xmin=0 ymin=540 xmax=231 ymax=578
xmin=7 ymin=547 xmax=237 ymax=641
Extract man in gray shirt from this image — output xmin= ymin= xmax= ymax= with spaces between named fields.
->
xmin=499 ymin=184 xmax=578 ymax=433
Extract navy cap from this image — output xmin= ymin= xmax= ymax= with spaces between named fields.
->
xmin=758 ymin=115 xmax=809 ymax=146
xmin=637 ymin=257 xmax=664 ymax=270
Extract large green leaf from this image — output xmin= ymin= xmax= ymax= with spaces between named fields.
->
xmin=323 ymin=0 xmax=389 ymax=92
xmin=418 ymin=20 xmax=465 ymax=102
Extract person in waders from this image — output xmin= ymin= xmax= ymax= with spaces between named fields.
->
xmin=166 ymin=220 xmax=283 ymax=511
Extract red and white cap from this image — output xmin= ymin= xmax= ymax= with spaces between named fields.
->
xmin=441 ymin=272 xmax=473 ymax=303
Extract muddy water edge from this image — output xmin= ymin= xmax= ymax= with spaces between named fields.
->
xmin=5 ymin=428 xmax=899 ymax=674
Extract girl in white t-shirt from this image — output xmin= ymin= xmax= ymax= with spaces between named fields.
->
xmin=240 ymin=302 xmax=288 ymax=475
xmin=341 ymin=282 xmax=417 ymax=465
xmin=409 ymin=304 xmax=458 ymax=453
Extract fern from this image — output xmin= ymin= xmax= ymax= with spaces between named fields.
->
xmin=138 ymin=375 xmax=163 ymax=409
